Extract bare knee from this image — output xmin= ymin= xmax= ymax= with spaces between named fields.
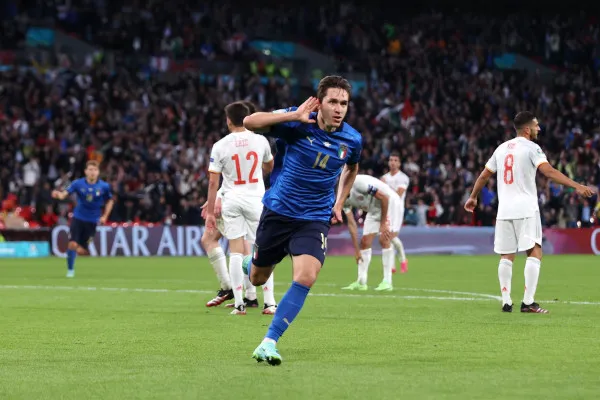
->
xmin=201 ymin=232 xmax=219 ymax=253
xmin=379 ymin=236 xmax=391 ymax=249
xmin=250 ymin=266 xmax=272 ymax=286
xmin=526 ymin=244 xmax=543 ymax=260
xmin=360 ymin=234 xmax=375 ymax=250
xmin=68 ymin=241 xmax=78 ymax=251
xmin=292 ymin=255 xmax=321 ymax=288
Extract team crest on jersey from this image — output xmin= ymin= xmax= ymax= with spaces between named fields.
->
xmin=96 ymin=190 xmax=100 ymax=196
xmin=86 ymin=194 xmax=93 ymax=202
xmin=338 ymin=144 xmax=348 ymax=159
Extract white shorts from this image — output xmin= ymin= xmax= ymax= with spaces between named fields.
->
xmin=221 ymin=195 xmax=263 ymax=242
xmin=363 ymin=198 xmax=403 ymax=235
xmin=494 ymin=212 xmax=542 ymax=254
xmin=216 ymin=217 xmax=225 ymax=236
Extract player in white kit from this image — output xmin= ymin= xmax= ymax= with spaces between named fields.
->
xmin=205 ymin=101 xmax=278 ymax=315
xmin=380 ymin=152 xmax=409 ymax=273
xmin=465 ymin=112 xmax=596 ymax=313
xmin=341 ymin=174 xmax=398 ymax=291
xmin=202 ymin=102 xmax=276 ymax=313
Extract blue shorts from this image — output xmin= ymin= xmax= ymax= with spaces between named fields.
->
xmin=69 ymin=218 xmax=97 ymax=249
xmin=253 ymin=208 xmax=330 ymax=267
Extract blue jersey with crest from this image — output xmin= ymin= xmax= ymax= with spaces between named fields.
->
xmin=263 ymin=107 xmax=362 ymax=222
xmin=67 ymin=178 xmax=113 ymax=223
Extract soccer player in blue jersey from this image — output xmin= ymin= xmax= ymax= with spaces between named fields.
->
xmin=52 ymin=160 xmax=113 ymax=278
xmin=242 ymin=75 xmax=362 ymax=365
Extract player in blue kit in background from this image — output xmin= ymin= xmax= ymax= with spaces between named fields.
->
xmin=52 ymin=160 xmax=114 ymax=278
xmin=242 ymin=75 xmax=362 ymax=365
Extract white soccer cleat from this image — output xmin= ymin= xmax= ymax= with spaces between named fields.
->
xmin=66 ymin=270 xmax=75 ymax=278
xmin=262 ymin=305 xmax=277 ymax=315
xmin=230 ymin=305 xmax=247 ymax=315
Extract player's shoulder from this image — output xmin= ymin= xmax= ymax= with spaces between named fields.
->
xmin=339 ymin=122 xmax=362 ymax=146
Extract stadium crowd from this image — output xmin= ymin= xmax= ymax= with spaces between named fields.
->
xmin=1 ymin=2 xmax=600 ymax=229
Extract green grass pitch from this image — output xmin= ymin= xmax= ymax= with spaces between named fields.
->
xmin=1 ymin=255 xmax=599 ymax=399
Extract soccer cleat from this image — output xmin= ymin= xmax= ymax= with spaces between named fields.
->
xmin=400 ymin=259 xmax=408 ymax=273
xmin=230 ymin=304 xmax=247 ymax=315
xmin=252 ymin=341 xmax=282 ymax=366
xmin=225 ymin=297 xmax=259 ymax=308
xmin=374 ymin=281 xmax=393 ymax=291
xmin=520 ymin=302 xmax=549 ymax=314
xmin=206 ymin=289 xmax=233 ymax=307
xmin=502 ymin=303 xmax=513 ymax=313
xmin=341 ymin=281 xmax=368 ymax=291
xmin=66 ymin=270 xmax=75 ymax=278
xmin=242 ymin=255 xmax=252 ymax=275
xmin=262 ymin=304 xmax=277 ymax=315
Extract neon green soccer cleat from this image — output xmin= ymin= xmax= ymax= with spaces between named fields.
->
xmin=374 ymin=281 xmax=393 ymax=291
xmin=341 ymin=281 xmax=368 ymax=291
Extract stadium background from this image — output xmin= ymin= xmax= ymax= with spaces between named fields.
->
xmin=1 ymin=0 xmax=599 ymax=255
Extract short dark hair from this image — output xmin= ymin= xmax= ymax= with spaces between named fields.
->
xmin=316 ymin=75 xmax=352 ymax=101
xmin=242 ymin=101 xmax=257 ymax=114
xmin=390 ymin=151 xmax=401 ymax=159
xmin=225 ymin=102 xmax=250 ymax=127
xmin=86 ymin=160 xmax=99 ymax=169
xmin=513 ymin=111 xmax=536 ymax=131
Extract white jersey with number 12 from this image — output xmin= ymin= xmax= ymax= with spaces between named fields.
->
xmin=208 ymin=131 xmax=273 ymax=198
xmin=485 ymin=136 xmax=548 ymax=220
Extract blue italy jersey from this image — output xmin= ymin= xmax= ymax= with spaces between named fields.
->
xmin=67 ymin=178 xmax=113 ymax=223
xmin=262 ymin=107 xmax=362 ymax=222
xmin=270 ymin=138 xmax=286 ymax=186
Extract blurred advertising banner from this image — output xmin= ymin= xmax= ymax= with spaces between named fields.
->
xmin=50 ymin=225 xmax=600 ymax=257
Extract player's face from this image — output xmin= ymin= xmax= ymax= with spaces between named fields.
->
xmin=529 ymin=118 xmax=541 ymax=140
xmin=85 ymin=165 xmax=99 ymax=182
xmin=389 ymin=156 xmax=400 ymax=172
xmin=319 ymin=88 xmax=349 ymax=129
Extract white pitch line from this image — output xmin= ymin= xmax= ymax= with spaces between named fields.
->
xmin=0 ymin=285 xmax=599 ymax=305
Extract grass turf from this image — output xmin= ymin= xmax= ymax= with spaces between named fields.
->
xmin=1 ymin=255 xmax=599 ymax=399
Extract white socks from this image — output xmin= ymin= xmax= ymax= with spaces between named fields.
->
xmin=357 ymin=248 xmax=372 ymax=285
xmin=208 ymin=247 xmax=231 ymax=290
xmin=382 ymin=247 xmax=394 ymax=284
xmin=262 ymin=273 xmax=276 ymax=306
xmin=391 ymin=237 xmax=406 ymax=261
xmin=229 ymin=253 xmax=245 ymax=307
xmin=523 ymin=257 xmax=541 ymax=305
xmin=498 ymin=259 xmax=513 ymax=305
xmin=244 ymin=274 xmax=257 ymax=301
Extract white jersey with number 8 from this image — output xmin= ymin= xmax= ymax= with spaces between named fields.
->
xmin=485 ymin=137 xmax=548 ymax=220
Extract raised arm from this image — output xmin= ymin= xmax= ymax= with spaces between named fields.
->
xmin=243 ymin=97 xmax=318 ymax=131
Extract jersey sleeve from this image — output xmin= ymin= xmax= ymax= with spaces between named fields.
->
xmin=208 ymin=143 xmax=223 ymax=174
xmin=262 ymin=136 xmax=274 ymax=163
xmin=530 ymin=144 xmax=549 ymax=168
xmin=485 ymin=150 xmax=498 ymax=173
xmin=66 ymin=179 xmax=78 ymax=194
xmin=347 ymin=135 xmax=362 ymax=165
xmin=268 ymin=107 xmax=302 ymax=138
xmin=398 ymin=174 xmax=409 ymax=189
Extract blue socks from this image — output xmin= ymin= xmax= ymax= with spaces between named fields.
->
xmin=266 ymin=281 xmax=310 ymax=342
xmin=67 ymin=249 xmax=76 ymax=271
